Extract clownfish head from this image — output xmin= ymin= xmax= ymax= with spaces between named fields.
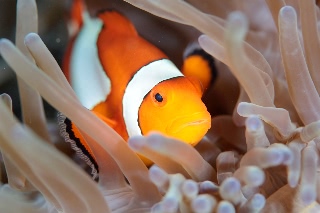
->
xmin=138 ymin=76 xmax=211 ymax=146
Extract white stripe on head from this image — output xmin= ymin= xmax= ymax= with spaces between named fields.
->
xmin=71 ymin=12 xmax=111 ymax=110
xmin=123 ymin=59 xmax=183 ymax=137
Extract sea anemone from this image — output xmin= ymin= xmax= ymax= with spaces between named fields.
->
xmin=0 ymin=0 xmax=320 ymax=212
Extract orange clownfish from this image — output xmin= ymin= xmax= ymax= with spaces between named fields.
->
xmin=182 ymin=42 xmax=217 ymax=92
xmin=59 ymin=1 xmax=211 ymax=178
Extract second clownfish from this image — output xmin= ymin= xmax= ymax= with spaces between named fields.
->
xmin=59 ymin=0 xmax=213 ymax=178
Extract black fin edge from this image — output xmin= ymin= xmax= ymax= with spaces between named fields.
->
xmin=57 ymin=112 xmax=99 ymax=179
xmin=186 ymin=48 xmax=218 ymax=86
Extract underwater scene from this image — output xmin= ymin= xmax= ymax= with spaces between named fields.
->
xmin=0 ymin=0 xmax=320 ymax=212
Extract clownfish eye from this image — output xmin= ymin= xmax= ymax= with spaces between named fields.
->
xmin=154 ymin=93 xmax=163 ymax=102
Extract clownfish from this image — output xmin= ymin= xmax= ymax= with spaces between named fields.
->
xmin=182 ymin=42 xmax=217 ymax=91
xmin=59 ymin=0 xmax=212 ymax=177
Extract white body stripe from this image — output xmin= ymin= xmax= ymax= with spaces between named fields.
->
xmin=123 ymin=59 xmax=183 ymax=137
xmin=70 ymin=13 xmax=111 ymax=110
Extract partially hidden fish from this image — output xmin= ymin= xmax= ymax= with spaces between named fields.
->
xmin=182 ymin=42 xmax=218 ymax=91
xmin=59 ymin=0 xmax=212 ymax=178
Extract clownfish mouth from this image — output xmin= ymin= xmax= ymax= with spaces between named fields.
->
xmin=166 ymin=111 xmax=211 ymax=145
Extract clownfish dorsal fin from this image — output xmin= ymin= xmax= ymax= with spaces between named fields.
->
xmin=97 ymin=10 xmax=138 ymax=37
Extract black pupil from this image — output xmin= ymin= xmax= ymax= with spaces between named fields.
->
xmin=155 ymin=93 xmax=163 ymax=102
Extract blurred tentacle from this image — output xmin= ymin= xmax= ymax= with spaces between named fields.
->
xmin=237 ymin=102 xmax=296 ymax=140
xmin=0 ymin=94 xmax=33 ymax=191
xmin=0 ymin=38 xmax=161 ymax=204
xmin=299 ymin=0 xmax=320 ymax=94
xmin=245 ymin=115 xmax=270 ymax=150
xmin=224 ymin=11 xmax=274 ymax=107
xmin=265 ymin=0 xmax=286 ymax=31
xmin=16 ymin=0 xmax=50 ymax=143
xmin=279 ymin=6 xmax=320 ymax=125
xmin=128 ymin=135 xmax=190 ymax=178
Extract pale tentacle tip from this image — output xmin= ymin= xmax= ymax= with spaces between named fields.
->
xmin=127 ymin=135 xmax=145 ymax=151
xmin=247 ymin=167 xmax=265 ymax=186
xmin=182 ymin=179 xmax=199 ymax=198
xmin=250 ymin=193 xmax=266 ymax=210
xmin=220 ymin=177 xmax=241 ymax=195
xmin=147 ymin=131 xmax=165 ymax=140
xmin=198 ymin=34 xmax=213 ymax=52
xmin=146 ymin=132 xmax=166 ymax=149
xmin=217 ymin=201 xmax=235 ymax=213
xmin=149 ymin=164 xmax=165 ymax=175
xmin=0 ymin=38 xmax=12 ymax=52
xmin=0 ymin=95 xmax=12 ymax=111
xmin=198 ymin=34 xmax=207 ymax=43
xmin=270 ymin=144 xmax=293 ymax=165
xmin=246 ymin=115 xmax=262 ymax=132
xmin=24 ymin=32 xmax=41 ymax=46
xmin=279 ymin=6 xmax=296 ymax=18
xmin=191 ymin=194 xmax=216 ymax=213
xmin=267 ymin=149 xmax=283 ymax=165
xmin=227 ymin=11 xmax=248 ymax=35
xmin=0 ymin=93 xmax=12 ymax=101
xmin=288 ymin=173 xmax=299 ymax=188
xmin=161 ymin=197 xmax=178 ymax=213
xmin=300 ymin=186 xmax=316 ymax=205
xmin=237 ymin=102 xmax=250 ymax=116
xmin=282 ymin=149 xmax=293 ymax=165
xmin=199 ymin=181 xmax=219 ymax=193
xmin=149 ymin=165 xmax=168 ymax=186
xmin=228 ymin=11 xmax=247 ymax=24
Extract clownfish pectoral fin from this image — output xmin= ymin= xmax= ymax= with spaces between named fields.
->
xmin=186 ymin=76 xmax=204 ymax=96
xmin=181 ymin=42 xmax=217 ymax=91
xmin=92 ymin=110 xmax=117 ymax=129
xmin=57 ymin=112 xmax=98 ymax=179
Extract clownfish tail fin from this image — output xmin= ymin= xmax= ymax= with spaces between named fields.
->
xmin=182 ymin=42 xmax=218 ymax=91
xmin=97 ymin=10 xmax=138 ymax=36
xmin=57 ymin=112 xmax=99 ymax=179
